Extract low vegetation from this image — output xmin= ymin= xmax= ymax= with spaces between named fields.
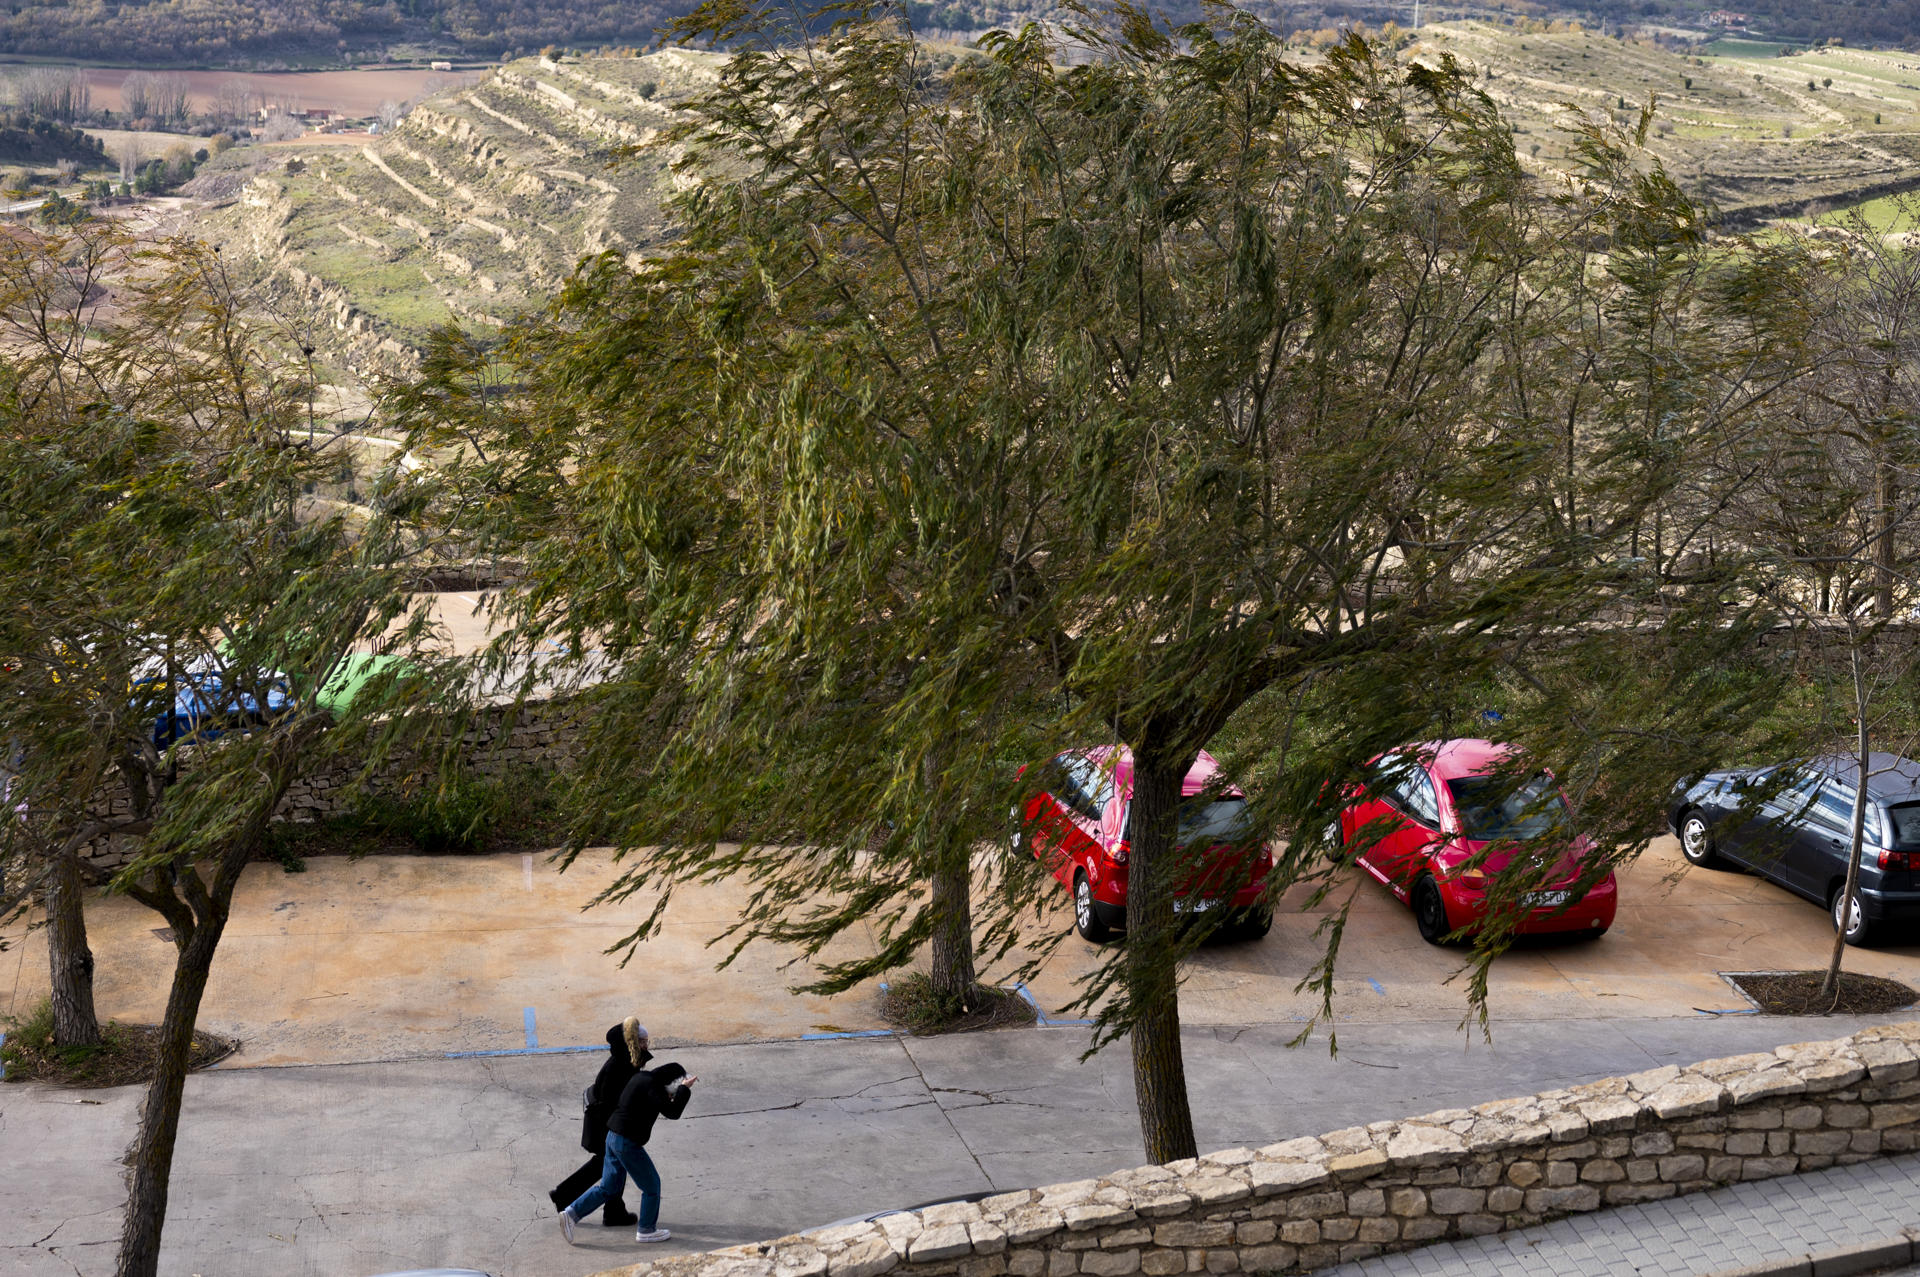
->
xmin=0 ymin=1000 xmax=236 ymax=1088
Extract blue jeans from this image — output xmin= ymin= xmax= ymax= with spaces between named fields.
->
xmin=567 ymin=1132 xmax=661 ymax=1230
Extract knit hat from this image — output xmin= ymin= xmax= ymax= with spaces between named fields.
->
xmin=623 ymin=1016 xmax=648 ymax=1062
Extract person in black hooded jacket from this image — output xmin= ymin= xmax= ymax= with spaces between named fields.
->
xmin=559 ymin=1038 xmax=696 ymax=1244
xmin=548 ymin=1016 xmax=644 ymax=1224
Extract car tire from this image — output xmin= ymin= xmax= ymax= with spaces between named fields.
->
xmin=1679 ymin=809 xmax=1724 ymax=869
xmin=1073 ymin=872 xmax=1113 ymax=943
xmin=1832 ymin=884 xmax=1876 ymax=947
xmin=1413 ymin=875 xmax=1453 ymax=946
xmin=1233 ymin=906 xmax=1274 ymax=942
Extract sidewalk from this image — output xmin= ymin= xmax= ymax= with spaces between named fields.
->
xmin=1326 ymin=1151 xmax=1920 ymax=1277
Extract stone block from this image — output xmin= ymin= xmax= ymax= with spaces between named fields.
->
xmin=1505 ymin=1162 xmax=1542 ymax=1188
xmin=1851 ymin=1130 xmax=1882 ymax=1154
xmin=1327 ymin=1151 xmax=1388 ymax=1180
xmin=1460 ymin=1162 xmax=1505 ymax=1189
xmin=1724 ymin=1132 xmax=1766 ymax=1156
xmin=1826 ymin=1103 xmax=1869 ymax=1128
xmin=1152 ymin=1224 xmax=1234 ymax=1250
xmin=1048 ymin=1251 xmax=1079 ymax=1277
xmin=1871 ymin=1102 xmax=1920 ymax=1129
xmin=1065 ymin=1204 xmax=1135 ymax=1233
xmin=1767 ymin=1131 xmax=1793 ymax=1156
xmin=1545 ymin=1139 xmax=1596 ymax=1161
xmin=1387 ymin=1125 xmax=1466 ymax=1167
xmin=1237 ymin=1246 xmax=1298 ymax=1272
xmin=1580 ymin=1160 xmax=1624 ymax=1183
xmin=1355 ymin=1218 xmax=1398 ymax=1244
xmin=1741 ymin=1156 xmax=1798 ymax=1179
xmin=1138 ymin=1252 xmax=1183 ymax=1277
xmin=1235 ymin=1221 xmax=1276 ymax=1246
xmin=1182 ymin=1178 xmax=1251 ymax=1207
xmin=1545 ymin=1162 xmax=1579 ymax=1188
xmin=1457 ymin=1214 xmax=1505 ymax=1237
xmin=1247 ymin=1163 xmax=1326 ymax=1197
xmin=960 ymin=1258 xmax=1008 ymax=1277
xmin=1785 ymin=1105 xmax=1825 ymax=1130
xmin=1006 ymin=1209 xmax=1066 ymax=1245
xmin=1576 ymin=1098 xmax=1640 ymax=1133
xmin=1602 ymin=1183 xmax=1676 ymax=1206
xmin=830 ymin=1238 xmax=899 ymax=1277
xmin=1007 ymin=1252 xmax=1046 ymax=1277
xmin=1285 ymin=1192 xmax=1346 ymax=1220
xmin=1524 ymin=1186 xmax=1601 ymax=1212
xmin=1078 ymin=1250 xmax=1139 ymax=1277
xmin=1345 ymin=1189 xmax=1385 ymax=1218
xmin=1645 ymin=1081 xmax=1724 ymax=1120
xmin=1201 ymin=1252 xmax=1236 ymax=1274
xmin=1793 ymin=1130 xmax=1852 ymax=1156
xmin=911 ymin=1225 xmax=976 ymax=1263
xmin=1387 ymin=1188 xmax=1427 ymax=1218
xmin=970 ymin=1223 xmax=1008 ymax=1255
xmin=1658 ymin=1155 xmax=1705 ymax=1182
xmin=1319 ymin=1218 xmax=1358 ymax=1243
xmin=1856 ymin=1038 xmax=1920 ymax=1083
xmin=1486 ymin=1186 xmax=1523 ymax=1212
xmin=1099 ymin=1229 xmax=1150 ymax=1249
xmin=1428 ymin=1188 xmax=1486 ymax=1215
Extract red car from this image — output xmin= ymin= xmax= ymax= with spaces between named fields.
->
xmin=1017 ymin=747 xmax=1274 ymax=942
xmin=1335 ymin=738 xmax=1617 ymax=945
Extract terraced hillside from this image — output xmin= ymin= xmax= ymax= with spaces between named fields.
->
xmin=1420 ymin=23 xmax=1920 ymax=221
xmin=188 ymin=31 xmax=1920 ymax=383
xmin=195 ymin=49 xmax=718 ymax=380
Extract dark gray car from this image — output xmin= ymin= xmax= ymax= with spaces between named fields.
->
xmin=1668 ymin=752 xmax=1920 ymax=946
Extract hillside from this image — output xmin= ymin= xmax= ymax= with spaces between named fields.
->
xmin=193 ymin=50 xmax=715 ymax=379
xmin=183 ymin=29 xmax=1920 ymax=382
xmin=1416 ymin=23 xmax=1920 ymax=221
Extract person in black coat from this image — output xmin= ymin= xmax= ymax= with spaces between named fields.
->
xmin=547 ymin=1017 xmax=643 ymax=1225
xmin=558 ymin=1035 xmax=696 ymax=1244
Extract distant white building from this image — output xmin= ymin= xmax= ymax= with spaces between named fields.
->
xmin=1706 ymin=10 xmax=1750 ymax=26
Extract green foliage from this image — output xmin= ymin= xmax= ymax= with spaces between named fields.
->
xmin=1 ymin=998 xmax=104 ymax=1075
xmin=34 ymin=190 xmax=88 ymax=226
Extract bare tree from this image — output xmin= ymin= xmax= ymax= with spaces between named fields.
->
xmin=152 ymin=73 xmax=192 ymax=126
xmin=20 ymin=66 xmax=90 ymax=122
xmin=118 ymin=136 xmax=146 ymax=184
xmin=376 ymin=99 xmax=403 ymax=131
xmin=258 ymin=112 xmax=306 ymax=142
xmin=211 ymin=77 xmax=257 ymax=127
xmin=120 ymin=71 xmax=154 ymax=123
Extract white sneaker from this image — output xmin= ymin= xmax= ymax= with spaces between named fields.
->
xmin=636 ymin=1228 xmax=671 ymax=1243
xmin=559 ymin=1211 xmax=577 ymax=1245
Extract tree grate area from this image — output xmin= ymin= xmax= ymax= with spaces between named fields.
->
xmin=1726 ymin=971 xmax=1918 ymax=1017
xmin=878 ymin=975 xmax=1040 ymax=1036
xmin=1 ymin=1003 xmax=239 ymax=1087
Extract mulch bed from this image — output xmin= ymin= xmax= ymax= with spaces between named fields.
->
xmin=879 ymin=976 xmax=1040 ymax=1035
xmin=1726 ymin=970 xmax=1919 ymax=1017
xmin=2 ymin=1022 xmax=239 ymax=1088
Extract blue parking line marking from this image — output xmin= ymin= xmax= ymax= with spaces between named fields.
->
xmin=1366 ymin=978 xmax=1386 ymax=996
xmin=799 ymin=1029 xmax=895 ymax=1040
xmin=523 ymin=1007 xmax=538 ymax=1048
xmin=446 ymin=1044 xmax=606 ymax=1059
xmin=1011 ymin=981 xmax=1094 ymax=1028
xmin=1696 ymin=1007 xmax=1759 ymax=1016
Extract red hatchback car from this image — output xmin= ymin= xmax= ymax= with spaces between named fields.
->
xmin=1018 ymin=747 xmax=1274 ymax=942
xmin=1335 ymin=738 xmax=1617 ymax=945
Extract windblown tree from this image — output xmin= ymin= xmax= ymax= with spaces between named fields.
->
xmin=406 ymin=4 xmax=1796 ymax=1162
xmin=0 ymin=224 xmax=452 ymax=1277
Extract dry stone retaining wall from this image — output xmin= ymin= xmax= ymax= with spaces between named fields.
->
xmin=78 ymin=697 xmax=584 ymax=870
xmin=591 ymin=1022 xmax=1920 ymax=1277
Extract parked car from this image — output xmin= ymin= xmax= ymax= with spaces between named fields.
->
xmin=1016 ymin=747 xmax=1274 ymax=943
xmin=1334 ymin=738 xmax=1617 ymax=945
xmin=133 ymin=657 xmax=293 ymax=748
xmin=1668 ymin=752 xmax=1920 ymax=946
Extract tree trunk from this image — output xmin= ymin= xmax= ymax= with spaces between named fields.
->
xmin=45 ymin=850 xmax=101 ymax=1049
xmin=1874 ymin=459 xmax=1898 ymax=619
xmin=1821 ymin=637 xmax=1872 ymax=1002
xmin=115 ymin=898 xmax=229 ymax=1277
xmin=1124 ymin=745 xmax=1197 ymax=1165
xmin=927 ymin=855 xmax=976 ymax=1001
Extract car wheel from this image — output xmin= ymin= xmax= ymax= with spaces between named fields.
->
xmin=1233 ymin=906 xmax=1274 ymax=942
xmin=1679 ymin=810 xmax=1723 ymax=868
xmin=1073 ymin=872 xmax=1112 ymax=943
xmin=1413 ymin=875 xmax=1452 ymax=946
xmin=1832 ymin=884 xmax=1876 ymax=947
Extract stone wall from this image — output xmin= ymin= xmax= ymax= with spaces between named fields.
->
xmin=591 ymin=1022 xmax=1920 ymax=1277
xmin=77 ymin=696 xmax=584 ymax=870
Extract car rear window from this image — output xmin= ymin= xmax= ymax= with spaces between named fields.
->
xmin=1444 ymin=773 xmax=1566 ymax=842
xmin=1178 ymin=796 xmax=1254 ymax=846
xmin=1887 ymin=802 xmax=1920 ymax=848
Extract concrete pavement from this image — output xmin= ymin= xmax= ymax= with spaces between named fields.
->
xmin=7 ymin=838 xmax=1918 ymax=1069
xmin=5 ymin=1014 xmax=1914 ymax=1277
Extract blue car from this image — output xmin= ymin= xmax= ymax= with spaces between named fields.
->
xmin=136 ymin=661 xmax=293 ymax=748
xmin=1668 ymin=753 xmax=1920 ymax=946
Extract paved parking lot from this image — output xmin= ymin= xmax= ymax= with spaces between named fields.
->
xmin=4 ymin=835 xmax=1913 ymax=1067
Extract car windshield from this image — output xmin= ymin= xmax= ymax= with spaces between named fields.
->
xmin=1445 ymin=773 xmax=1566 ymax=842
xmin=1887 ymin=802 xmax=1920 ymax=849
xmin=1177 ymin=796 xmax=1254 ymax=847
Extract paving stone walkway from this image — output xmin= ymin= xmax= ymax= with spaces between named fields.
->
xmin=1325 ymin=1151 xmax=1920 ymax=1276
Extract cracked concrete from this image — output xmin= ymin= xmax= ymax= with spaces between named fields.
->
xmin=8 ymin=1014 xmax=1920 ymax=1276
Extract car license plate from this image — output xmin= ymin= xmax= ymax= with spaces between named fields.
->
xmin=1525 ymin=890 xmax=1571 ymax=908
xmin=1173 ymin=897 xmax=1219 ymax=914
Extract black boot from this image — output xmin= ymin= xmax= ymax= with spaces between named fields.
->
xmin=549 ymin=1188 xmax=568 ymax=1213
xmin=603 ymin=1201 xmax=639 ymax=1226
